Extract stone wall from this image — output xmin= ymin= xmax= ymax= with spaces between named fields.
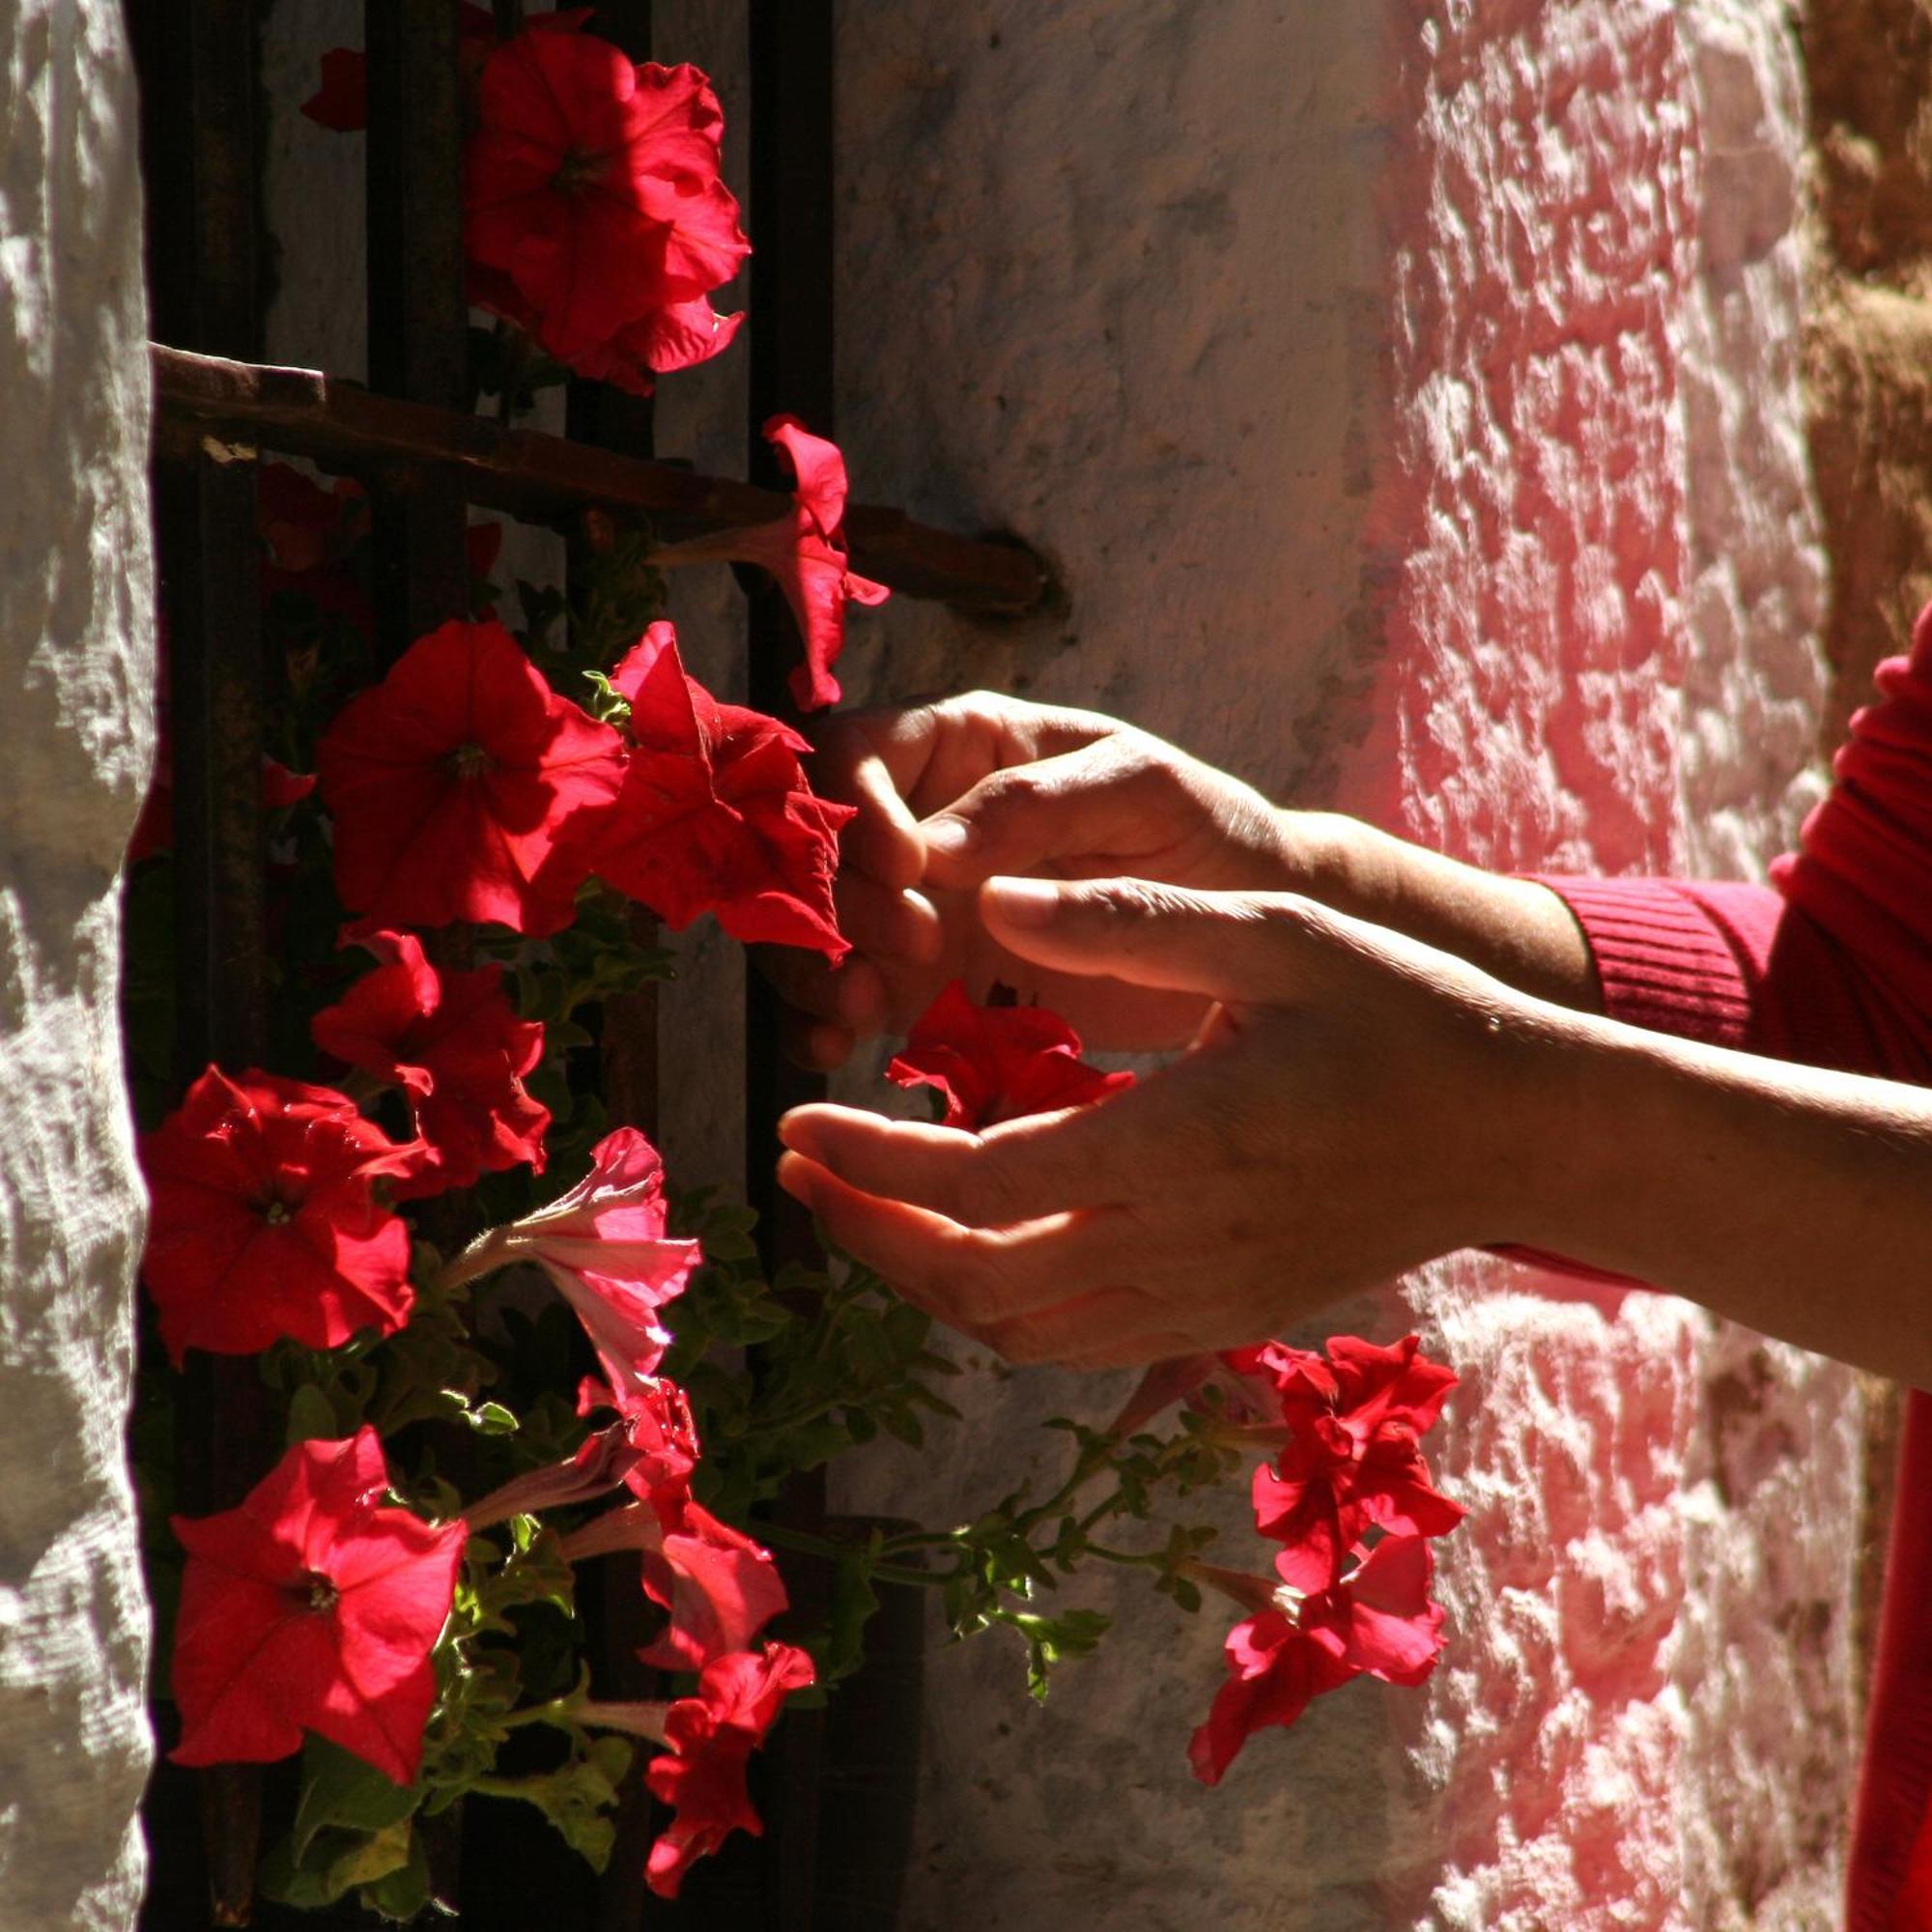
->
xmin=0 ymin=5 xmax=156 ymax=1928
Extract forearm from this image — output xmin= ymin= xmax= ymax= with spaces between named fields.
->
xmin=1278 ymin=813 xmax=1604 ymax=1013
xmin=1506 ymin=1007 xmax=1932 ymax=1385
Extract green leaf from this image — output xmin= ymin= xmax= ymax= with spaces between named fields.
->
xmin=259 ymin=1822 xmax=413 ymax=1911
xmin=358 ymin=1829 xmax=440 ymax=1921
xmin=292 ymin=1736 xmax=420 ymax=1862
xmin=285 ymin=1382 xmax=339 ymax=1446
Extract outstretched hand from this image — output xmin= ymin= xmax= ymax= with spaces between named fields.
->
xmin=776 ymin=875 xmax=1547 ymax=1367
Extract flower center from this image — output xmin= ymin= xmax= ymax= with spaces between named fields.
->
xmin=263 ymin=1201 xmax=292 ymax=1226
xmin=302 ymin=1572 xmax=339 ymax=1614
xmin=448 ymin=741 xmax=494 ymax=781
xmin=551 ymin=146 xmax=603 ymax=194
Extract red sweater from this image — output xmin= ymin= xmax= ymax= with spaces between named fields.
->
xmin=1537 ymin=603 xmax=1932 ymax=1929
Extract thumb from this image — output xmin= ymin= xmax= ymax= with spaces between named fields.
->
xmin=980 ymin=876 xmax=1324 ymax=1003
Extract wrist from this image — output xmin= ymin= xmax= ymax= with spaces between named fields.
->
xmin=1268 ymin=810 xmax=1396 ymax=912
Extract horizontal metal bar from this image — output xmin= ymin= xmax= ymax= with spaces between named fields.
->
xmin=152 ymin=343 xmax=1052 ymax=616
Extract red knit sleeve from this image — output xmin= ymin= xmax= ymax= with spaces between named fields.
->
xmin=1531 ymin=605 xmax=1932 ymax=1932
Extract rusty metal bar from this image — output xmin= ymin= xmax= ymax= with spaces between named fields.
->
xmin=152 ymin=345 xmax=1053 ymax=616
xmin=744 ymin=8 xmax=837 ymax=1929
xmin=364 ymin=1 xmax=471 ymax=653
xmin=128 ymin=0 xmax=272 ymax=1916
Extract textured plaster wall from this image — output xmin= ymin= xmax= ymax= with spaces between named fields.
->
xmin=0 ymin=5 xmax=155 ymax=1929
xmin=831 ymin=3 xmax=1860 ymax=1929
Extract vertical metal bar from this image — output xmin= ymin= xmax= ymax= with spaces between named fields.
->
xmin=364 ymin=0 xmax=470 ymax=655
xmin=362 ymin=10 xmax=478 ymax=1919
xmin=746 ymin=10 xmax=836 ymax=1929
xmin=128 ymin=0 xmax=271 ymax=1916
xmin=566 ymin=14 xmax=668 ymax=1925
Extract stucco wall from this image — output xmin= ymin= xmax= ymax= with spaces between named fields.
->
xmin=831 ymin=3 xmax=1860 ymax=1928
xmin=0 ymin=5 xmax=156 ymax=1928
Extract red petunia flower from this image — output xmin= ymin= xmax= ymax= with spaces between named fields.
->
xmin=170 ymin=1429 xmax=466 ymax=1782
xmin=562 ymin=1495 xmax=788 ymax=1673
xmin=643 ymin=1643 xmax=816 ymax=1898
xmin=592 ymin=622 xmax=853 ymax=960
xmin=887 ymin=980 xmax=1135 ymax=1131
xmin=465 ymin=35 xmax=749 ymax=363
xmin=442 ymin=1128 xmax=700 ymax=1412
xmin=1188 ymin=1534 xmax=1446 ymax=1786
xmin=1234 ymin=1334 xmax=1465 ymax=1593
xmin=310 ymin=928 xmax=551 ymax=1199
xmin=650 ymin=416 xmax=889 ymax=711
xmin=315 ymin=617 xmax=626 ymax=935
xmin=468 ymin=259 xmax=744 ymax=401
xmin=139 ymin=1066 xmax=417 ymax=1364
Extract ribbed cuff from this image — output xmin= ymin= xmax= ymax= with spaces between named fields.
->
xmin=1527 ymin=875 xmax=1756 ymax=1050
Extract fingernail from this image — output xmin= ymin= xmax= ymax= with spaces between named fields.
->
xmin=984 ymin=876 xmax=1060 ymax=927
xmin=923 ymin=815 xmax=974 ymax=857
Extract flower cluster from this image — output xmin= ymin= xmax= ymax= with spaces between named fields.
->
xmin=302 ymin=18 xmax=886 ymax=710
xmin=1184 ymin=1335 xmax=1464 ymax=1783
xmin=879 ymin=986 xmax=1465 ymax=1784
xmin=442 ymin=1131 xmax=814 ymax=1895
xmin=312 ymin=614 xmax=852 ymax=952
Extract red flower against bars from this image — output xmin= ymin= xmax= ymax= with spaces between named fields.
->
xmin=442 ymin=1128 xmax=701 ymax=1412
xmin=170 ymin=1429 xmax=466 ymax=1783
xmin=650 ymin=416 xmax=888 ymax=711
xmin=468 ymin=260 xmax=744 ymax=402
xmin=139 ymin=1066 xmax=417 ymax=1363
xmin=887 ymin=980 xmax=1135 ymax=1131
xmin=562 ymin=1496 xmax=788 ymax=1673
xmin=644 ymin=1643 xmax=816 ymax=1898
xmin=1235 ymin=1334 xmax=1465 ymax=1593
xmin=592 ymin=622 xmax=853 ymax=960
xmin=300 ymin=7 xmax=582 ymax=132
xmin=1187 ymin=1534 xmax=1446 ymax=1786
xmin=465 ymin=33 xmax=749 ymax=362
xmin=311 ymin=928 xmax=551 ymax=1199
xmin=316 ymin=617 xmax=625 ymax=935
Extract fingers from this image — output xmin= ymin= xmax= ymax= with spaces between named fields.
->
xmin=812 ymin=695 xmax=1120 ymax=889
xmin=980 ymin=875 xmax=1325 ymax=1004
xmin=918 ymin=741 xmax=1175 ymax=892
xmin=810 ymin=711 xmax=929 ymax=890
xmin=778 ymin=1090 xmax=1162 ymax=1229
xmin=755 ymin=873 xmax=943 ymax=1066
xmin=776 ymin=1151 xmax=1147 ymax=1329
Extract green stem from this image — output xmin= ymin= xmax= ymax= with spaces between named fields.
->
xmin=1081 ymin=1544 xmax=1165 ymax=1570
xmin=754 ymin=1520 xmax=951 ymax=1590
xmin=498 ymin=1697 xmax=581 ymax=1733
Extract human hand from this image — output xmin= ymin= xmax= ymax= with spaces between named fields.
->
xmin=769 ymin=693 xmax=1328 ymax=1066
xmin=776 ymin=876 xmax=1553 ymax=1367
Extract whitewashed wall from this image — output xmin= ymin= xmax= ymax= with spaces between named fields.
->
xmin=829 ymin=3 xmax=1858 ymax=1929
xmin=0 ymin=6 xmax=155 ymax=1929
